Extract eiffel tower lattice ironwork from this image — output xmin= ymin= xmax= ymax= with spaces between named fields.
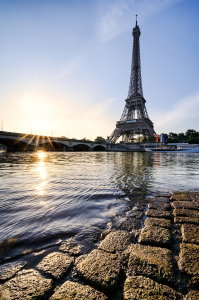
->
xmin=109 ymin=16 xmax=156 ymax=143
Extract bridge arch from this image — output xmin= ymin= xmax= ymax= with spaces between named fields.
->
xmin=93 ymin=144 xmax=106 ymax=151
xmin=0 ymin=137 xmax=34 ymax=151
xmin=73 ymin=143 xmax=92 ymax=151
xmin=39 ymin=141 xmax=71 ymax=151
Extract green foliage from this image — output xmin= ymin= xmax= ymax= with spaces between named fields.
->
xmin=94 ymin=136 xmax=106 ymax=143
xmin=142 ymin=136 xmax=156 ymax=142
xmin=165 ymin=129 xmax=199 ymax=143
xmin=136 ymin=136 xmax=144 ymax=142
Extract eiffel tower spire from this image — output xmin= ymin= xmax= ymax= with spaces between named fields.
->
xmin=109 ymin=16 xmax=156 ymax=143
xmin=128 ymin=15 xmax=143 ymax=98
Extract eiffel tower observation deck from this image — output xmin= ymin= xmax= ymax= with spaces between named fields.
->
xmin=109 ymin=16 xmax=156 ymax=143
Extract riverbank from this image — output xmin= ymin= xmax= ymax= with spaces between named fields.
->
xmin=0 ymin=191 xmax=199 ymax=299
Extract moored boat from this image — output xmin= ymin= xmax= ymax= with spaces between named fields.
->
xmin=145 ymin=144 xmax=199 ymax=153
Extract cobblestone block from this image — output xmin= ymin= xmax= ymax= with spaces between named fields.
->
xmin=76 ymin=249 xmax=125 ymax=293
xmin=174 ymin=217 xmax=199 ymax=225
xmin=36 ymin=251 xmax=73 ymax=280
xmin=146 ymin=209 xmax=172 ymax=219
xmin=144 ymin=217 xmax=172 ymax=229
xmin=171 ymin=194 xmax=192 ymax=201
xmin=139 ymin=226 xmax=171 ymax=247
xmin=178 ymin=243 xmax=199 ymax=278
xmin=172 ymin=201 xmax=198 ymax=210
xmin=99 ymin=230 xmax=132 ymax=253
xmin=127 ymin=244 xmax=175 ymax=285
xmin=0 ymin=261 xmax=26 ymax=282
xmin=184 ymin=290 xmax=199 ymax=300
xmin=182 ymin=224 xmax=199 ymax=245
xmin=114 ymin=217 xmax=141 ymax=231
xmin=148 ymin=202 xmax=170 ymax=210
xmin=50 ymin=280 xmax=108 ymax=299
xmin=173 ymin=209 xmax=199 ymax=218
xmin=0 ymin=269 xmax=53 ymax=300
xmin=123 ymin=275 xmax=182 ymax=300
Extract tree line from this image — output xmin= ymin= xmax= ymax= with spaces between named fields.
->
xmin=166 ymin=129 xmax=199 ymax=144
xmin=139 ymin=129 xmax=199 ymax=144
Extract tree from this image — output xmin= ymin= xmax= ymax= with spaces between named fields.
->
xmin=168 ymin=132 xmax=178 ymax=140
xmin=177 ymin=132 xmax=186 ymax=140
xmin=136 ymin=136 xmax=144 ymax=142
xmin=94 ymin=136 xmax=106 ymax=143
xmin=141 ymin=136 xmax=156 ymax=142
xmin=185 ymin=129 xmax=198 ymax=138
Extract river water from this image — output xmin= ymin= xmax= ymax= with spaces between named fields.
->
xmin=0 ymin=151 xmax=199 ymax=263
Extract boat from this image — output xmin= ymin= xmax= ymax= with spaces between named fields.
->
xmin=145 ymin=144 xmax=199 ymax=153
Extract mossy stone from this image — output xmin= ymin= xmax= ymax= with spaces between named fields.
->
xmin=36 ymin=251 xmax=73 ymax=280
xmin=182 ymin=224 xmax=199 ymax=244
xmin=139 ymin=225 xmax=171 ymax=248
xmin=127 ymin=244 xmax=175 ymax=285
xmin=144 ymin=217 xmax=171 ymax=229
xmin=76 ymin=249 xmax=126 ymax=294
xmin=178 ymin=243 xmax=199 ymax=277
xmin=49 ymin=280 xmax=108 ymax=299
xmin=148 ymin=202 xmax=171 ymax=210
xmin=173 ymin=209 xmax=199 ymax=218
xmin=184 ymin=290 xmax=199 ymax=300
xmin=115 ymin=217 xmax=141 ymax=231
xmin=99 ymin=230 xmax=132 ymax=253
xmin=174 ymin=217 xmax=199 ymax=225
xmin=171 ymin=194 xmax=192 ymax=201
xmin=146 ymin=209 xmax=172 ymax=219
xmin=0 ymin=269 xmax=53 ymax=300
xmin=172 ymin=201 xmax=198 ymax=210
xmin=0 ymin=261 xmax=26 ymax=282
xmin=123 ymin=275 xmax=182 ymax=300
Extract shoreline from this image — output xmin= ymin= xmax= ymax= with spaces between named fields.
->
xmin=0 ymin=191 xmax=199 ymax=299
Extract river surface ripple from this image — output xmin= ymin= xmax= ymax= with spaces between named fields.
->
xmin=0 ymin=151 xmax=199 ymax=262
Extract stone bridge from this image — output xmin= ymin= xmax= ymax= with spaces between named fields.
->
xmin=0 ymin=131 xmax=107 ymax=151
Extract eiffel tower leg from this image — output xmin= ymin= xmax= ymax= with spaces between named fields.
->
xmin=109 ymin=128 xmax=122 ymax=143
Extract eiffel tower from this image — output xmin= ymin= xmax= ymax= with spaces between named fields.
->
xmin=109 ymin=16 xmax=156 ymax=143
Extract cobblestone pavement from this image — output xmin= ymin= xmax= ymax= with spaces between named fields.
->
xmin=0 ymin=191 xmax=199 ymax=299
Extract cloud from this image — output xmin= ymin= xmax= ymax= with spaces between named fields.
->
xmin=152 ymin=91 xmax=199 ymax=133
xmin=96 ymin=0 xmax=184 ymax=42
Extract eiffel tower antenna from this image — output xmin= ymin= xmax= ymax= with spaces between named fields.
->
xmin=109 ymin=17 xmax=156 ymax=143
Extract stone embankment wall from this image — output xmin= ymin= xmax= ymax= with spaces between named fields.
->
xmin=0 ymin=192 xmax=199 ymax=299
xmin=108 ymin=143 xmax=145 ymax=152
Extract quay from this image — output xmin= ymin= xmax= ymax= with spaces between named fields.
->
xmin=0 ymin=191 xmax=199 ymax=299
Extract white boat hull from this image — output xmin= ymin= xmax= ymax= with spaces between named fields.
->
xmin=145 ymin=147 xmax=199 ymax=153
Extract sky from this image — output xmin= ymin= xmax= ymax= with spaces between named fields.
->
xmin=0 ymin=0 xmax=199 ymax=139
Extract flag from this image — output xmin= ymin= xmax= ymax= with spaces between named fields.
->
xmin=156 ymin=134 xmax=158 ymax=142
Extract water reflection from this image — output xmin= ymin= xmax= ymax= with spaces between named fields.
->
xmin=35 ymin=152 xmax=47 ymax=198
xmin=112 ymin=152 xmax=155 ymax=195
